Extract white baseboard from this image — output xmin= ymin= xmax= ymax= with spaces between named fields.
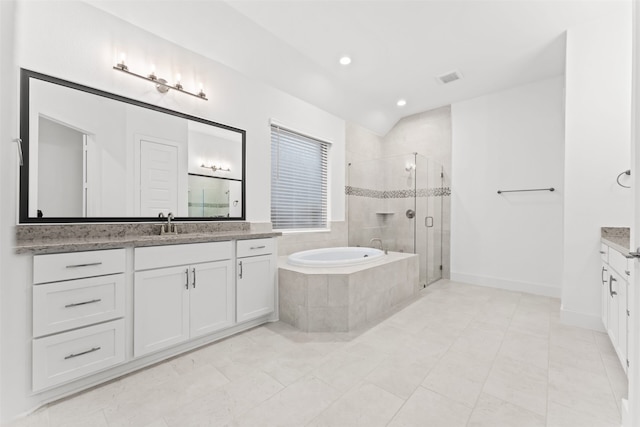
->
xmin=450 ymin=272 xmax=562 ymax=298
xmin=560 ymin=305 xmax=606 ymax=332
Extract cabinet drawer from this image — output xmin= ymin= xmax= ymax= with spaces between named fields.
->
xmin=33 ymin=274 xmax=125 ymax=337
xmin=33 ymin=249 xmax=126 ymax=284
xmin=600 ymin=244 xmax=609 ymax=263
xmin=32 ymin=319 xmax=125 ymax=391
xmin=237 ymin=238 xmax=275 ymax=258
xmin=609 ymin=248 xmax=631 ymax=278
xmin=135 ymin=241 xmax=231 ymax=271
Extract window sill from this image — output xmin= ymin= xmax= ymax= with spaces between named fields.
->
xmin=278 ymin=228 xmax=332 ymax=235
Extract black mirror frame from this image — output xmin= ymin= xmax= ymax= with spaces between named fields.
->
xmin=19 ymin=68 xmax=246 ymax=223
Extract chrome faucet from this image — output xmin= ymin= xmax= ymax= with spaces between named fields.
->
xmin=370 ymin=238 xmax=383 ymax=250
xmin=160 ymin=212 xmax=177 ymax=235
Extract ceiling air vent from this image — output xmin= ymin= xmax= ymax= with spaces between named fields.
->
xmin=436 ymin=70 xmax=463 ymax=85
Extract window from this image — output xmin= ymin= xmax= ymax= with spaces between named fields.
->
xmin=271 ymin=124 xmax=329 ymax=231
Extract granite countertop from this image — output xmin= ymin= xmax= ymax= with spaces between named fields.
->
xmin=15 ymin=223 xmax=281 ymax=254
xmin=601 ymin=227 xmax=630 ymax=255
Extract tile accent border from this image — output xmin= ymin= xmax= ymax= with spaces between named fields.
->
xmin=345 ymin=186 xmax=451 ymax=199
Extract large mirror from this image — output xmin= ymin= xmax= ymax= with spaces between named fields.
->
xmin=19 ymin=69 xmax=245 ymax=223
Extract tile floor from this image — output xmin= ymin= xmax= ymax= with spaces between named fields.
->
xmin=5 ymin=280 xmax=627 ymax=427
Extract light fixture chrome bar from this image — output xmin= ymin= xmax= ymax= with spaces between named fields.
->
xmin=201 ymin=164 xmax=231 ymax=172
xmin=113 ymin=64 xmax=208 ymax=100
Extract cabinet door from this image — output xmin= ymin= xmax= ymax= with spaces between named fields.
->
xmin=237 ymin=255 xmax=275 ymax=323
xmin=601 ymin=263 xmax=609 ymax=329
xmin=190 ymin=260 xmax=234 ymax=338
xmin=607 ymin=273 xmax=620 ymax=353
xmin=618 ymin=274 xmax=628 ymax=372
xmin=134 ymin=266 xmax=190 ymax=357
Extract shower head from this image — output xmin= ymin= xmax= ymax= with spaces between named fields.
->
xmin=405 ymin=163 xmax=416 ymax=172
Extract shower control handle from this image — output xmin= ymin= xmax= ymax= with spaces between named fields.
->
xmin=406 ymin=209 xmax=415 ymax=219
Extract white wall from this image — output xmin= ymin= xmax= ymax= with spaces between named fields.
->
xmin=451 ymin=76 xmax=565 ymax=297
xmin=1 ymin=0 xmax=345 ymax=422
xmin=562 ymin=8 xmax=632 ymax=329
xmin=0 ymin=1 xmax=19 ymax=422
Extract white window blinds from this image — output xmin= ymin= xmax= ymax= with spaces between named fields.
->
xmin=271 ymin=125 xmax=328 ymax=230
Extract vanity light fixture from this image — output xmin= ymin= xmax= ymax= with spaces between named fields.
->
xmin=201 ymin=164 xmax=231 ymax=173
xmin=113 ymin=55 xmax=208 ymax=100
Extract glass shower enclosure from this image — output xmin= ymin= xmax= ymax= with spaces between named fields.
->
xmin=347 ymin=153 xmax=444 ymax=286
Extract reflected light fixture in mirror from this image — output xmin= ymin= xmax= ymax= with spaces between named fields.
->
xmin=113 ymin=54 xmax=207 ymax=100
xmin=201 ymin=163 xmax=231 ymax=172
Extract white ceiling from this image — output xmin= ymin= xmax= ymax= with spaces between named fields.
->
xmin=87 ymin=0 xmax=628 ymax=135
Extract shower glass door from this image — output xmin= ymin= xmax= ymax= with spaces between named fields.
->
xmin=426 ymin=158 xmax=443 ymax=284
xmin=347 ymin=153 xmax=443 ymax=287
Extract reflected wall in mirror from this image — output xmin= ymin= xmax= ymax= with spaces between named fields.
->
xmin=20 ymin=69 xmax=245 ymax=222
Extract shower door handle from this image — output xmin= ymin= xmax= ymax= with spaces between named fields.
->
xmin=425 ymin=216 xmax=434 ymax=227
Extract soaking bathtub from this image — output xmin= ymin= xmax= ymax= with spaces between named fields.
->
xmin=279 ymin=248 xmax=419 ymax=332
xmin=287 ymin=247 xmax=385 ymax=268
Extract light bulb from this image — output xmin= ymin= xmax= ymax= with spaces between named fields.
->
xmin=339 ymin=56 xmax=351 ymax=66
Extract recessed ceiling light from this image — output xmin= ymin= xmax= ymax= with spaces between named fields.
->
xmin=339 ymin=56 xmax=352 ymax=66
xmin=397 ymin=99 xmax=407 ymax=107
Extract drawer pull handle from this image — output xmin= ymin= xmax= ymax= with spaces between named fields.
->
xmin=250 ymin=245 xmax=266 ymax=250
xmin=64 ymin=346 xmax=101 ymax=360
xmin=66 ymin=262 xmax=103 ymax=269
xmin=65 ymin=298 xmax=102 ymax=308
xmin=609 ymin=275 xmax=618 ymax=297
xmin=599 ymin=251 xmax=606 ymax=255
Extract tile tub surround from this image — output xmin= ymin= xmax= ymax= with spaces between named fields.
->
xmin=601 ymin=226 xmax=630 ymax=253
xmin=15 ymin=222 xmax=281 ymax=254
xmin=278 ymin=252 xmax=419 ymax=332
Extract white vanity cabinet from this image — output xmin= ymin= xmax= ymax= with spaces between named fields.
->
xmin=32 ymin=249 xmax=126 ymax=391
xmin=236 ymin=238 xmax=276 ymax=323
xmin=601 ymin=242 xmax=631 ymax=374
xmin=133 ymin=242 xmax=234 ymax=357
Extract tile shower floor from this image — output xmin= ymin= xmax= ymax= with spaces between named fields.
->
xmin=6 ymin=280 xmax=627 ymax=427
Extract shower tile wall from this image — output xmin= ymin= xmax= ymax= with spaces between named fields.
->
xmin=346 ymin=106 xmax=452 ymax=280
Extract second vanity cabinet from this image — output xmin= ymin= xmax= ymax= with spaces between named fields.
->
xmin=133 ymin=242 xmax=234 ymax=357
xmin=600 ymin=242 xmax=631 ymax=374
